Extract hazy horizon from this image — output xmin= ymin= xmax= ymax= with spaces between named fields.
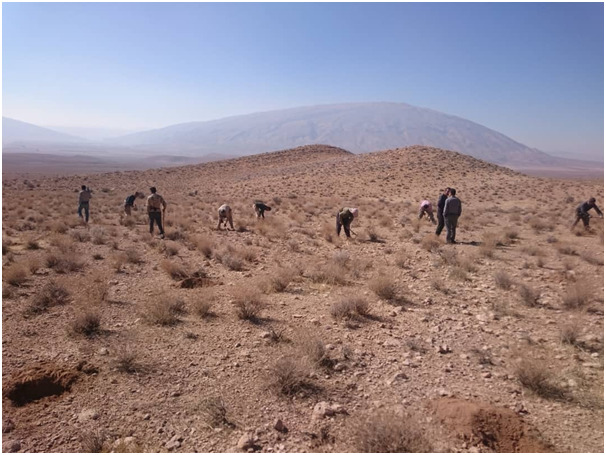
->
xmin=3 ymin=2 xmax=604 ymax=161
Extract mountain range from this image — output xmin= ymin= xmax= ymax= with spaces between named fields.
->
xmin=3 ymin=102 xmax=602 ymax=172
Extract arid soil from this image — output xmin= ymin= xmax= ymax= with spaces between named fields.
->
xmin=2 ymin=145 xmax=604 ymax=453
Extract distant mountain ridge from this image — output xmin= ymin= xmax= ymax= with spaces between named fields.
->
xmin=2 ymin=117 xmax=86 ymax=145
xmin=107 ymin=102 xmax=564 ymax=167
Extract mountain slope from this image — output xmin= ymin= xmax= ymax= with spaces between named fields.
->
xmin=109 ymin=102 xmax=560 ymax=166
xmin=2 ymin=117 xmax=86 ymax=145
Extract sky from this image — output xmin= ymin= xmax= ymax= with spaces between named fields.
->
xmin=2 ymin=2 xmax=604 ymax=160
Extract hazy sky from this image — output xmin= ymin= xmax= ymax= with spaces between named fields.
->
xmin=3 ymin=2 xmax=604 ymax=159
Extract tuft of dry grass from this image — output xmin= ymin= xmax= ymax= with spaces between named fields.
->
xmin=194 ymin=235 xmax=214 ymax=258
xmin=309 ymin=262 xmax=348 ymax=286
xmin=494 ymin=270 xmax=514 ymax=290
xmin=559 ymin=320 xmax=582 ymax=346
xmin=45 ymin=251 xmax=85 ymax=274
xmin=70 ymin=310 xmax=101 ymax=337
xmin=269 ymin=356 xmax=313 ymax=396
xmin=330 ymin=296 xmax=370 ymax=320
xmin=198 ymin=396 xmax=235 ymax=429
xmin=161 ymin=259 xmax=190 ymax=280
xmin=515 ymin=358 xmax=567 ymax=400
xmin=124 ymin=247 xmax=144 ymax=264
xmin=232 ymin=287 xmax=266 ymax=321
xmin=296 ymin=331 xmax=330 ymax=368
xmin=562 ymin=281 xmax=593 ymax=310
xmin=113 ymin=346 xmax=142 ymax=374
xmin=519 ymin=283 xmax=540 ymax=307
xmin=27 ymin=281 xmax=70 ymax=315
xmin=143 ymin=295 xmax=185 ymax=326
xmin=4 ymin=263 xmax=29 ymax=286
xmin=261 ymin=269 xmax=294 ymax=293
xmin=80 ymin=430 xmax=106 ymax=453
xmin=479 ymin=232 xmax=500 ymax=257
xmin=368 ymin=273 xmax=397 ymax=301
xmin=420 ymin=234 xmax=441 ymax=252
xmin=192 ymin=294 xmax=215 ymax=319
xmin=349 ymin=410 xmax=434 ymax=453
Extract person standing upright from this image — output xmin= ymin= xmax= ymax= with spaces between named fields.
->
xmin=78 ymin=185 xmax=92 ymax=223
xmin=146 ymin=187 xmax=167 ymax=239
xmin=435 ymin=187 xmax=450 ymax=236
xmin=443 ymin=188 xmax=462 ymax=244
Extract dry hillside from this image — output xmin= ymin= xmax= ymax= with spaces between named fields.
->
xmin=2 ymin=144 xmax=604 ymax=453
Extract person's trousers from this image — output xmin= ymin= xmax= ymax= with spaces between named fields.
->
xmin=445 ymin=215 xmax=459 ymax=243
xmin=149 ymin=211 xmax=164 ymax=235
xmin=435 ymin=212 xmax=445 ymax=235
xmin=336 ymin=213 xmax=351 ymax=237
xmin=124 ymin=204 xmax=132 ymax=216
xmin=78 ymin=202 xmax=89 ymax=222
xmin=573 ymin=211 xmax=590 ymax=228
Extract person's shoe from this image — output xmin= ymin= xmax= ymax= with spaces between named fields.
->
xmin=159 ymin=233 xmax=165 ymax=239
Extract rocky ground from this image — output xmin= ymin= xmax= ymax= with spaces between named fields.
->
xmin=2 ymin=145 xmax=604 ymax=452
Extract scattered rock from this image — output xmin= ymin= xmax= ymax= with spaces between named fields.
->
xmin=78 ymin=409 xmax=100 ymax=422
xmin=437 ymin=344 xmax=452 ymax=354
xmin=274 ymin=419 xmax=288 ymax=433
xmin=312 ymin=402 xmax=335 ymax=420
xmin=2 ymin=440 xmax=21 ymax=453
xmin=237 ymin=432 xmax=257 ymax=450
xmin=386 ymin=372 xmax=408 ymax=385
xmin=98 ymin=347 xmax=109 ymax=356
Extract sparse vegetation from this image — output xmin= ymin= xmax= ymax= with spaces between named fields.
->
xmin=330 ymin=296 xmax=370 ymax=320
xmin=515 ymin=358 xmax=567 ymax=400
xmin=70 ymin=310 xmax=101 ymax=337
xmin=27 ymin=281 xmax=70 ymax=314
xmin=349 ymin=410 xmax=434 ymax=453
xmin=368 ymin=274 xmax=397 ymax=301
xmin=232 ymin=287 xmax=266 ymax=321
xmin=562 ymin=281 xmax=593 ymax=310
xmin=144 ymin=295 xmax=185 ymax=326
xmin=269 ymin=356 xmax=313 ymax=396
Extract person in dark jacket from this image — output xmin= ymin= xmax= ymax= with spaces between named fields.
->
xmin=124 ymin=192 xmax=144 ymax=216
xmin=253 ymin=201 xmax=272 ymax=219
xmin=78 ymin=185 xmax=93 ymax=223
xmin=443 ymin=188 xmax=462 ymax=244
xmin=336 ymin=208 xmax=358 ymax=238
xmin=435 ymin=188 xmax=450 ymax=236
xmin=572 ymin=197 xmax=603 ymax=230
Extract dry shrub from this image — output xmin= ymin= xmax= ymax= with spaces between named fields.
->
xmin=4 ymin=263 xmax=29 ymax=286
xmin=269 ymin=356 xmax=313 ymax=396
xmin=70 ymin=310 xmax=101 ymax=337
xmin=580 ymin=251 xmax=603 ymax=266
xmin=144 ymin=295 xmax=185 ymax=326
xmin=368 ymin=273 xmax=398 ymax=301
xmin=420 ymin=234 xmax=440 ymax=252
xmin=349 ymin=410 xmax=434 ymax=453
xmin=394 ymin=251 xmax=408 ymax=268
xmin=438 ymin=248 xmax=458 ymax=266
xmin=330 ymin=296 xmax=370 ymax=320
xmin=519 ymin=284 xmax=540 ymax=307
xmin=520 ymin=245 xmax=544 ymax=257
xmin=221 ymin=253 xmax=245 ymax=271
xmin=296 ymin=331 xmax=330 ymax=368
xmin=161 ymin=259 xmax=189 ymax=280
xmin=198 ymin=396 xmax=235 ymax=428
xmin=27 ymin=281 xmax=70 ymax=314
xmin=448 ymin=266 xmax=468 ymax=282
xmin=332 ymin=251 xmax=350 ymax=268
xmin=309 ymin=262 xmax=348 ymax=285
xmin=261 ymin=269 xmax=294 ymax=293
xmin=559 ymin=320 xmax=582 ymax=346
xmin=557 ymin=244 xmax=578 ymax=256
xmin=193 ymin=294 xmax=215 ymax=318
xmin=80 ymin=430 xmax=106 ymax=453
xmin=515 ymin=358 xmax=567 ymax=400
xmin=232 ymin=287 xmax=265 ymax=321
xmin=494 ymin=270 xmax=514 ymax=290
xmin=562 ymin=281 xmax=593 ymax=310
xmin=25 ymin=237 xmax=41 ymax=250
xmin=479 ymin=232 xmax=500 ymax=257
xmin=321 ymin=222 xmax=335 ymax=243
xmin=70 ymin=230 xmax=91 ymax=243
xmin=91 ymin=227 xmax=107 ymax=245
xmin=366 ymin=226 xmax=381 ymax=242
xmin=113 ymin=346 xmax=141 ymax=374
xmin=194 ymin=235 xmax=214 ymax=258
xmin=124 ymin=247 xmax=143 ymax=264
xmin=503 ymin=227 xmax=519 ymax=241
xmin=45 ymin=251 xmax=85 ymax=273
xmin=528 ymin=216 xmax=551 ymax=232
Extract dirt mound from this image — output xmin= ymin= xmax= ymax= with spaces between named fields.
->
xmin=4 ymin=363 xmax=80 ymax=406
xmin=430 ymin=398 xmax=552 ymax=453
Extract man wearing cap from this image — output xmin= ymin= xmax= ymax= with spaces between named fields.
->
xmin=336 ymin=207 xmax=358 ymax=238
xmin=146 ymin=187 xmax=167 ymax=239
xmin=572 ymin=197 xmax=603 ymax=230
